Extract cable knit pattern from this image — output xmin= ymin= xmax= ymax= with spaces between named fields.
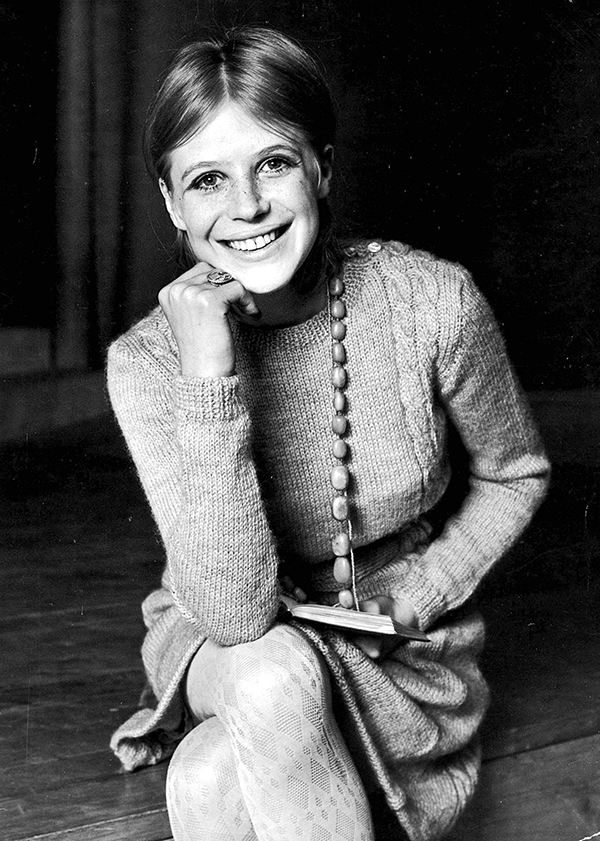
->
xmin=107 ymin=241 xmax=550 ymax=840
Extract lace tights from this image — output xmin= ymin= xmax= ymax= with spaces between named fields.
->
xmin=166 ymin=623 xmax=374 ymax=841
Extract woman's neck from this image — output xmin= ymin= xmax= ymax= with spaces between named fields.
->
xmin=233 ymin=226 xmax=339 ymax=328
xmin=240 ymin=280 xmax=327 ymax=328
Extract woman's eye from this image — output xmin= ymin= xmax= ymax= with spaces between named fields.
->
xmin=260 ymin=157 xmax=293 ymax=176
xmin=190 ymin=172 xmax=222 ymax=192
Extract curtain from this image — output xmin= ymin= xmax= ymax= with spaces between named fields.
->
xmin=55 ymin=0 xmax=131 ymax=370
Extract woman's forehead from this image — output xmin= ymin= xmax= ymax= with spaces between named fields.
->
xmin=168 ymin=102 xmax=313 ymax=177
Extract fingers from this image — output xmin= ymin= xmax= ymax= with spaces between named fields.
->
xmin=231 ymin=283 xmax=261 ymax=319
xmin=157 ymin=263 xmax=260 ymax=378
xmin=353 ymin=598 xmax=385 ymax=659
xmin=353 ymin=634 xmax=383 ymax=659
xmin=352 ymin=595 xmax=419 ymax=660
xmin=159 ymin=263 xmax=260 ymax=318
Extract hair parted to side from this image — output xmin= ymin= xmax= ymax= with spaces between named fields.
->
xmin=144 ymin=25 xmax=336 ymax=187
xmin=144 ymin=25 xmax=340 ymax=276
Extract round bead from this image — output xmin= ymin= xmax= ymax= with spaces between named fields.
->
xmin=333 ymin=555 xmax=352 ymax=584
xmin=281 ymin=575 xmax=295 ymax=592
xmin=367 ymin=241 xmax=382 ymax=253
xmin=331 ymin=415 xmax=347 ymax=435
xmin=330 ymin=321 xmax=346 ymax=341
xmin=332 ymin=494 xmax=349 ymax=520
xmin=332 ymin=342 xmax=346 ymax=364
xmin=333 ymin=390 xmax=346 ymax=412
xmin=330 ymin=299 xmax=346 ymax=319
xmin=332 ymin=532 xmax=351 ymax=556
xmin=293 ymin=586 xmax=307 ymax=603
xmin=332 ymin=438 xmax=348 ymax=459
xmin=331 ymin=366 xmax=347 ymax=389
xmin=329 ymin=276 xmax=345 ymax=295
xmin=339 ymin=589 xmax=355 ymax=608
xmin=331 ymin=465 xmax=349 ymax=490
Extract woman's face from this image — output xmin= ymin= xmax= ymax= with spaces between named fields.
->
xmin=161 ymin=102 xmax=332 ymax=296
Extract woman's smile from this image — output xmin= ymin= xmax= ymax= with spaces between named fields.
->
xmin=224 ymin=225 xmax=287 ymax=253
xmin=161 ymin=102 xmax=332 ymax=296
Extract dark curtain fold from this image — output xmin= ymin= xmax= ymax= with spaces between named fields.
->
xmin=55 ymin=0 xmax=132 ymax=370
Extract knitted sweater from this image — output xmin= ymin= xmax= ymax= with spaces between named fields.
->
xmin=107 ymin=240 xmax=549 ymax=840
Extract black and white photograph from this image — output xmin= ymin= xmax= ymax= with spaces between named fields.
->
xmin=1 ymin=2 xmax=599 ymax=839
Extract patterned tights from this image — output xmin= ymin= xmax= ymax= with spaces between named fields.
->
xmin=166 ymin=623 xmax=374 ymax=841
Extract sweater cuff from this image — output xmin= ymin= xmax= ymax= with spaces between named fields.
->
xmin=394 ymin=570 xmax=447 ymax=631
xmin=174 ymin=375 xmax=243 ymax=422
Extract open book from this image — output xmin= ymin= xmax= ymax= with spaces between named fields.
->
xmin=281 ymin=600 xmax=430 ymax=642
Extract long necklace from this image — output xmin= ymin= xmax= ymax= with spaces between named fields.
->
xmin=281 ymin=248 xmax=429 ymax=642
xmin=328 ymin=272 xmax=360 ymax=611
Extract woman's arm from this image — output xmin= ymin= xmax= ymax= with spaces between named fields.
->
xmin=107 ymin=321 xmax=280 ymax=646
xmin=391 ymin=266 xmax=551 ymax=631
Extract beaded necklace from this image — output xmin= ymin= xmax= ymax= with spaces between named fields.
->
xmin=283 ymin=242 xmax=383 ymax=614
xmin=328 ymin=242 xmax=387 ymax=612
xmin=279 ymin=240 xmax=430 ymax=641
xmin=328 ymin=269 xmax=360 ymax=611
xmin=280 ymin=240 xmax=429 ymax=640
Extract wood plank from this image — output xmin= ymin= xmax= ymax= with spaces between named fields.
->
xmin=0 ymin=536 xmax=162 ymax=620
xmin=0 ymin=675 xmax=145 ymax=796
xmin=479 ymin=588 xmax=600 ymax=760
xmin=445 ymin=732 xmax=600 ymax=841
xmin=1 ymin=761 xmax=171 ymax=841
xmin=0 ymin=604 xmax=147 ymax=690
xmin=15 ymin=810 xmax=171 ymax=841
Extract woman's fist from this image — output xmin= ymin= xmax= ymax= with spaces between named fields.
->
xmin=158 ymin=262 xmax=259 ymax=378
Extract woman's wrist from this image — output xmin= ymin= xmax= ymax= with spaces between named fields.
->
xmin=174 ymin=374 xmax=242 ymax=421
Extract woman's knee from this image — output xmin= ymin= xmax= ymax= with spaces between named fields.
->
xmin=167 ymin=718 xmax=232 ymax=816
xmin=189 ymin=624 xmax=330 ymax=731
xmin=185 ymin=623 xmax=332 ymax=733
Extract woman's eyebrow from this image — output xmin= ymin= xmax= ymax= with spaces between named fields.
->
xmin=181 ymin=161 xmax=219 ymax=181
xmin=257 ymin=143 xmax=302 ymax=156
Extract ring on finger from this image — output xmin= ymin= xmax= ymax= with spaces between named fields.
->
xmin=207 ymin=270 xmax=235 ymax=286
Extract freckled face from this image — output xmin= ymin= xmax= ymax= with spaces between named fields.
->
xmin=161 ymin=102 xmax=332 ymax=295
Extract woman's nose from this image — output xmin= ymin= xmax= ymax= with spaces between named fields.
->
xmin=229 ymin=175 xmax=270 ymax=220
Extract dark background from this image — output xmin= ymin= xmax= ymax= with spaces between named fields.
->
xmin=1 ymin=0 xmax=599 ymax=390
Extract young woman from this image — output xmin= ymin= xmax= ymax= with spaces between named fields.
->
xmin=108 ymin=25 xmax=550 ymax=841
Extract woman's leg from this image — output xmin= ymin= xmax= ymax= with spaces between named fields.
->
xmin=167 ymin=716 xmax=257 ymax=841
xmin=171 ymin=622 xmax=374 ymax=841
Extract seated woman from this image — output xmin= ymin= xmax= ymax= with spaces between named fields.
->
xmin=108 ymin=25 xmax=550 ymax=841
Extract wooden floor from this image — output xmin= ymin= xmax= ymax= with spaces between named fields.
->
xmin=1 ymin=410 xmax=600 ymax=840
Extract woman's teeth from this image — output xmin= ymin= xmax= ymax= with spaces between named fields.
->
xmin=227 ymin=229 xmax=280 ymax=252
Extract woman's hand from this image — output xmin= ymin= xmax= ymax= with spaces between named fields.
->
xmin=353 ymin=594 xmax=419 ymax=660
xmin=158 ymin=262 xmax=260 ymax=378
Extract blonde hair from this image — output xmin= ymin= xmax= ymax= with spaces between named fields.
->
xmin=144 ymin=25 xmax=339 ymax=275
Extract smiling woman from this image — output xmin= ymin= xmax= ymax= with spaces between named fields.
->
xmin=106 ymin=24 xmax=550 ymax=841
xmin=159 ymin=103 xmax=331 ymax=302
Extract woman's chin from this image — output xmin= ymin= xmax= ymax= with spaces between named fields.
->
xmin=233 ymin=267 xmax=297 ymax=298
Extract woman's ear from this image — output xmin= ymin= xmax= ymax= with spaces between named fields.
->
xmin=159 ymin=179 xmax=187 ymax=231
xmin=317 ymin=145 xmax=334 ymax=199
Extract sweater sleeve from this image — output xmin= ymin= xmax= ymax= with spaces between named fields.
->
xmin=394 ymin=266 xmax=551 ymax=630
xmin=106 ymin=326 xmax=280 ymax=646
